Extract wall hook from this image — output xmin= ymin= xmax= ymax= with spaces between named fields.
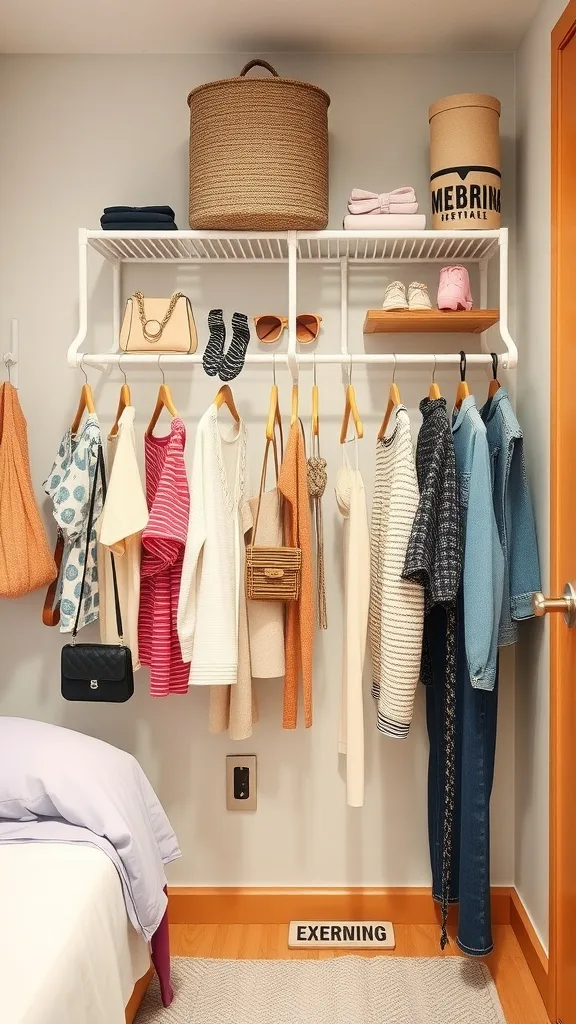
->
xmin=2 ymin=318 xmax=19 ymax=389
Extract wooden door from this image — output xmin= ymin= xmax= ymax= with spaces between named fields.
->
xmin=551 ymin=5 xmax=576 ymax=1020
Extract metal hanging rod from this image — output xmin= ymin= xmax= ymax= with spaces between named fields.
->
xmin=73 ymin=351 xmax=508 ymax=369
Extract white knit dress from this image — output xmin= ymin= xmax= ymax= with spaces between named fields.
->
xmin=369 ymin=405 xmax=424 ymax=738
xmin=178 ymin=405 xmax=247 ymax=685
xmin=335 ymin=443 xmax=370 ymax=808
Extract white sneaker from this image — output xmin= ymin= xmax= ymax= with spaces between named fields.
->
xmin=382 ymin=281 xmax=408 ymax=311
xmin=408 ymin=281 xmax=432 ymax=310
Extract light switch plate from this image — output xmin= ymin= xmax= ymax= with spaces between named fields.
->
xmin=226 ymin=755 xmax=257 ymax=811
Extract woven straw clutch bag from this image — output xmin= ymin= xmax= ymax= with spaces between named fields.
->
xmin=245 ymin=434 xmax=301 ymax=602
xmin=246 ymin=544 xmax=301 ymax=601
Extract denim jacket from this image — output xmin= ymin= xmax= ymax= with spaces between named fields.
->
xmin=452 ymin=396 xmax=504 ymax=691
xmin=481 ymin=387 xmax=541 ymax=645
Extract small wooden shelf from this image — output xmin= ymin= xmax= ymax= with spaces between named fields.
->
xmin=363 ymin=309 xmax=499 ymax=334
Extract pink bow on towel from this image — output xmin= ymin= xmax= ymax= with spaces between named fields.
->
xmin=348 ymin=187 xmax=418 ymax=215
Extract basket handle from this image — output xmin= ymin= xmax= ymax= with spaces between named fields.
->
xmin=239 ymin=59 xmax=279 ymax=78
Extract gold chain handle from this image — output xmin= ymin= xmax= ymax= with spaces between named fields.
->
xmin=134 ymin=291 xmax=186 ymax=342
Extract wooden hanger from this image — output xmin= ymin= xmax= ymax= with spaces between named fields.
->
xmin=488 ymin=352 xmax=501 ymax=399
xmin=111 ymin=383 xmax=131 ymax=437
xmin=429 ymin=355 xmax=441 ymax=400
xmin=266 ymin=358 xmax=283 ymax=441
xmin=146 ymin=357 xmax=178 ymax=436
xmin=110 ymin=357 xmax=131 ymax=437
xmin=454 ymin=350 xmax=470 ymax=410
xmin=340 ymin=360 xmax=363 ymax=443
xmin=71 ymin=359 xmax=96 ymax=434
xmin=214 ymin=384 xmax=240 ymax=423
xmin=290 ymin=383 xmax=299 ymax=425
xmin=378 ymin=356 xmax=402 ymax=440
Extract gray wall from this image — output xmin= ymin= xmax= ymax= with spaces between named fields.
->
xmin=515 ymin=0 xmax=567 ymax=953
xmin=0 ymin=53 xmax=516 ymax=889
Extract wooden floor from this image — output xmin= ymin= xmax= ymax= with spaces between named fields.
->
xmin=170 ymin=923 xmax=549 ymax=1024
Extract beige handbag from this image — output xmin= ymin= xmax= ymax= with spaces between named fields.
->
xmin=119 ymin=291 xmax=198 ymax=353
xmin=246 ymin=436 xmax=301 ymax=602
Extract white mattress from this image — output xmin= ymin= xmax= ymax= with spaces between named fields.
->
xmin=0 ymin=843 xmax=151 ymax=1024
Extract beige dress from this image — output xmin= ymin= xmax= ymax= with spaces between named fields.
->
xmin=208 ymin=536 xmax=258 ymax=740
xmin=244 ymin=488 xmax=285 ymax=679
xmin=99 ymin=407 xmax=148 ymax=669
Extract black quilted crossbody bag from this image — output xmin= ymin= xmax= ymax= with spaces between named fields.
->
xmin=61 ymin=444 xmax=134 ymax=702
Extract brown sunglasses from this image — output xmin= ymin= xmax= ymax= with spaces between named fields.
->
xmin=253 ymin=314 xmax=322 ymax=345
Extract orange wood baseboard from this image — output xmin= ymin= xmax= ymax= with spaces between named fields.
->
xmin=509 ymin=890 xmax=549 ymax=1013
xmin=167 ymin=885 xmax=513 ymax=927
xmin=125 ymin=966 xmax=153 ymax=1024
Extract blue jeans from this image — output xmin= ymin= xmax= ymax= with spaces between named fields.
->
xmin=424 ymin=598 xmax=499 ymax=956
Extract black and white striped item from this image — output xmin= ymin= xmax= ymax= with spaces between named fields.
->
xmin=402 ymin=397 xmax=462 ymax=951
xmin=203 ymin=309 xmax=226 ymax=376
xmin=219 ymin=313 xmax=250 ymax=381
xmin=368 ymin=406 xmax=424 ymax=740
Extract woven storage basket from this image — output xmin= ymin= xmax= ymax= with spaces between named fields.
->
xmin=187 ymin=59 xmax=330 ymax=230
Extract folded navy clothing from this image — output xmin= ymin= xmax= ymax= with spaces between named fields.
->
xmin=103 ymin=205 xmax=175 ymax=218
xmin=100 ymin=221 xmax=178 ymax=231
xmin=101 ymin=212 xmax=175 ymax=226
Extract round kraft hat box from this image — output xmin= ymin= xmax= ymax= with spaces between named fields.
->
xmin=187 ymin=59 xmax=330 ymax=231
xmin=429 ymin=93 xmax=501 ymax=230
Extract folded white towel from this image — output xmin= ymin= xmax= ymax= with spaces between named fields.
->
xmin=343 ymin=214 xmax=427 ymax=230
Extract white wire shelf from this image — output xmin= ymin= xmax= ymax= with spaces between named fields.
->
xmin=86 ymin=229 xmax=501 ymax=265
xmin=69 ymin=227 xmax=516 ymax=372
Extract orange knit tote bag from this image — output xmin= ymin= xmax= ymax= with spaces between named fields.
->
xmin=0 ymin=383 xmax=56 ymax=598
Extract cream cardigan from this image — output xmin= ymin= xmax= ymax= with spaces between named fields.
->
xmin=177 ymin=405 xmax=247 ymax=685
xmin=335 ymin=447 xmax=370 ymax=808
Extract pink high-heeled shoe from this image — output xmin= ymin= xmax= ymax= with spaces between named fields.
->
xmin=437 ymin=266 xmax=473 ymax=311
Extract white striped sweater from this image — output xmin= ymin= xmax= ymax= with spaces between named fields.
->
xmin=369 ymin=406 xmax=424 ymax=737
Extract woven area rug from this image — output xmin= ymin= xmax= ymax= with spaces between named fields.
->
xmin=136 ymin=955 xmax=507 ymax=1023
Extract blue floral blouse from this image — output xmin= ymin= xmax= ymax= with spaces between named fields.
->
xmin=43 ymin=414 xmax=103 ymax=633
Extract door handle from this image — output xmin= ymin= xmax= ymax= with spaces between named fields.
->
xmin=533 ymin=582 xmax=576 ymax=628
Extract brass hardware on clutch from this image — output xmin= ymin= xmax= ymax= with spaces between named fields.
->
xmin=264 ymin=568 xmax=284 ymax=578
xmin=90 ymin=679 xmax=98 ymax=689
xmin=533 ymin=582 xmax=576 ymax=628
xmin=143 ymin=319 xmax=162 ymax=341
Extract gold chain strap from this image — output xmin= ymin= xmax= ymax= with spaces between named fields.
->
xmin=134 ymin=291 xmax=186 ymax=342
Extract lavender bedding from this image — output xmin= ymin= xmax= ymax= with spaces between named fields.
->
xmin=0 ymin=717 xmax=180 ymax=942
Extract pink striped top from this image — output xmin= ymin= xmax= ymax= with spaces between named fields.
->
xmin=139 ymin=417 xmax=190 ymax=696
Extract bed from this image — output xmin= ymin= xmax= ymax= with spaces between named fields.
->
xmin=0 ymin=717 xmax=179 ymax=1024
xmin=0 ymin=843 xmax=152 ymax=1024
